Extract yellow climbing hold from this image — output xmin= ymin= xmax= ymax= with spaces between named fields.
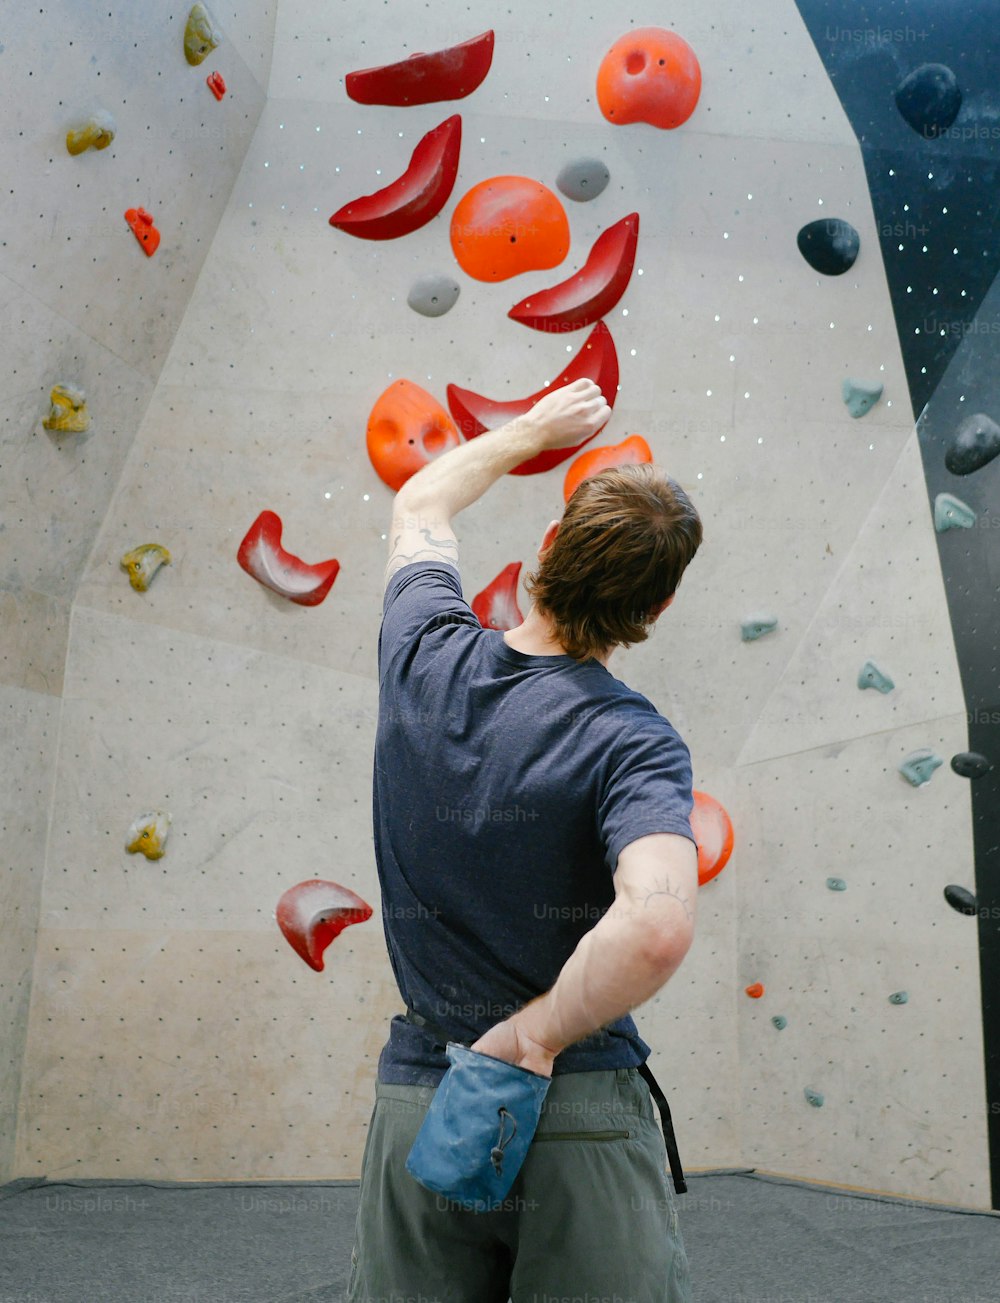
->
xmin=185 ymin=4 xmax=222 ymax=65
xmin=42 ymin=384 xmax=89 ymax=433
xmin=125 ymin=811 xmax=172 ymax=860
xmin=66 ymin=110 xmax=117 ymax=155
xmin=121 ymin=543 xmax=171 ymax=592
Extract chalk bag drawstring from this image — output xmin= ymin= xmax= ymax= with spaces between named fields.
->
xmin=490 ymin=1106 xmax=517 ymax=1176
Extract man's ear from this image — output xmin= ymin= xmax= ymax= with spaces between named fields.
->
xmin=539 ymin=519 xmax=560 ymax=556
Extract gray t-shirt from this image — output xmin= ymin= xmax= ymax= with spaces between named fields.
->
xmin=374 ymin=561 xmax=696 ymax=1085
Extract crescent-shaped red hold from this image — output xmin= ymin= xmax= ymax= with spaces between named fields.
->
xmin=447 ymin=322 xmax=619 ymax=475
xmin=508 ymin=213 xmax=639 ymax=332
xmin=472 ymin=562 xmax=523 ymax=630
xmin=329 ymin=115 xmax=462 ymax=241
xmin=346 ymin=31 xmax=495 ymax=106
xmin=237 ymin=510 xmax=340 ymax=606
xmin=276 ymin=879 xmax=373 ymax=972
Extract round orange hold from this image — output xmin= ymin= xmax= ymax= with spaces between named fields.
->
xmin=450 ymin=176 xmax=570 ymax=282
xmin=690 ymin=789 xmax=734 ymax=886
xmin=745 ymin=983 xmax=765 ymax=999
xmin=563 ymin=435 xmax=653 ymax=503
xmin=597 ymin=28 xmax=702 ymax=130
xmin=366 ymin=379 xmax=459 ymax=492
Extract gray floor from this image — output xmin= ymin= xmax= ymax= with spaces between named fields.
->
xmin=1 ymin=1169 xmax=998 ymax=1303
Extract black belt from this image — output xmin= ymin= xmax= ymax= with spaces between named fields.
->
xmin=403 ymin=1007 xmax=687 ymax=1194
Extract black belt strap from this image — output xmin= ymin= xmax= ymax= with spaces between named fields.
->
xmin=403 ymin=1007 xmax=687 ymax=1195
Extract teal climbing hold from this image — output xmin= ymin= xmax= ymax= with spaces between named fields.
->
xmin=898 ymin=748 xmax=943 ymax=786
xmin=741 ymin=613 xmax=778 ymax=642
xmin=842 ymin=378 xmax=884 ymax=419
xmin=826 ymin=877 xmax=847 ymax=891
xmin=858 ymin=660 xmax=894 ymax=693
xmin=804 ymin=1088 xmax=824 ymax=1108
xmin=888 ymin=991 xmax=909 ymax=1005
xmin=934 ymin=493 xmax=976 ymax=532
xmin=771 ymin=1015 xmax=787 ymax=1030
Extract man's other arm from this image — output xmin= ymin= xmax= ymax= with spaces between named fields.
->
xmin=470 ymin=832 xmax=698 ymax=1076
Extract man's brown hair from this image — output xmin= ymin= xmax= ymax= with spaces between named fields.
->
xmin=523 ymin=463 xmax=703 ymax=662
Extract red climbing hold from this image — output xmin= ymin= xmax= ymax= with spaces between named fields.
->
xmin=745 ymin=982 xmax=765 ymax=999
xmin=597 ymin=28 xmax=702 ymax=130
xmin=509 ymin=213 xmax=640 ymax=332
xmin=563 ymin=434 xmax=653 ymax=503
xmin=124 ymin=207 xmax=160 ymax=257
xmin=206 ymin=70 xmax=226 ymax=100
xmin=690 ymin=789 xmax=734 ymax=886
xmin=276 ymin=879 xmax=373 ymax=972
xmin=447 ymin=322 xmax=619 ymax=476
xmin=472 ymin=562 xmax=523 ymax=631
xmin=329 ymin=115 xmax=462 ymax=241
xmin=346 ymin=30 xmax=495 ymax=106
xmin=237 ymin=511 xmax=341 ymax=606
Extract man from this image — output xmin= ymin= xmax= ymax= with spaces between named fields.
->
xmin=347 ymin=378 xmax=703 ymax=1303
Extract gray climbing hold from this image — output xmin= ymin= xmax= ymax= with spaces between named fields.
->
xmin=934 ymin=493 xmax=976 ymax=532
xmin=842 ymin=379 xmax=884 ymax=419
xmin=888 ymin=991 xmax=909 ymax=1005
xmin=895 ymin=64 xmax=962 ymax=139
xmin=826 ymin=877 xmax=847 ymax=892
xmin=771 ymin=1015 xmax=787 ymax=1031
xmin=951 ymin=751 xmax=991 ymax=779
xmin=797 ymin=219 xmax=860 ymax=276
xmin=804 ymin=1088 xmax=824 ymax=1108
xmin=556 ymin=158 xmax=611 ymax=203
xmin=858 ymin=660 xmax=894 ymax=693
xmin=407 ymin=275 xmax=461 ymax=318
xmin=945 ymin=412 xmax=1000 ymax=477
xmin=898 ymin=748 xmax=943 ymax=786
xmin=944 ymin=884 xmax=978 ymax=916
xmin=741 ymin=613 xmax=778 ymax=642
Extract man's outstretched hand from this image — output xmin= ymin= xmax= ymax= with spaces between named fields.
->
xmin=523 ymin=378 xmax=612 ymax=451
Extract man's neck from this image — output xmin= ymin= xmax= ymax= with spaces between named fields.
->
xmin=502 ymin=611 xmax=612 ymax=667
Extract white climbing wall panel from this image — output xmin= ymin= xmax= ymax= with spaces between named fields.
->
xmin=1 ymin=0 xmax=989 ymax=1207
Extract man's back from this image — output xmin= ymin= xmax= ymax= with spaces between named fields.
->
xmin=374 ymin=560 xmax=696 ymax=1085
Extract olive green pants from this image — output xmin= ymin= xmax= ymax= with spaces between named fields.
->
xmin=345 ymin=1066 xmax=693 ymax=1303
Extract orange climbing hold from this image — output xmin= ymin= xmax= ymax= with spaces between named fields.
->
xmin=367 ymin=379 xmax=461 ymax=492
xmin=450 ymin=176 xmax=570 ymax=282
xmin=745 ymin=983 xmax=765 ymax=999
xmin=597 ymin=28 xmax=702 ymax=130
xmin=563 ymin=434 xmax=652 ymax=503
xmin=690 ymin=789 xmax=734 ymax=886
xmin=124 ymin=207 xmax=160 ymax=256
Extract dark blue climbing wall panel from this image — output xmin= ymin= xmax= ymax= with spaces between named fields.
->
xmin=795 ymin=0 xmax=1000 ymax=1210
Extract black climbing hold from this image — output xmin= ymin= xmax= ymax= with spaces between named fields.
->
xmin=894 ymin=64 xmax=962 ymax=139
xmin=944 ymin=884 xmax=978 ymax=916
xmin=951 ymin=751 xmax=991 ymax=780
xmin=944 ymin=412 xmax=1000 ymax=477
xmin=797 ymin=219 xmax=860 ymax=276
xmin=556 ymin=159 xmax=611 ymax=203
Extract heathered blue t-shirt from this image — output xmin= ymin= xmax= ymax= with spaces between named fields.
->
xmin=373 ymin=560 xmax=696 ymax=1086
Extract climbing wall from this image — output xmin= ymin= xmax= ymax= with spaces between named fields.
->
xmin=0 ymin=0 xmax=274 ymax=1184
xmin=2 ymin=0 xmax=993 ymax=1209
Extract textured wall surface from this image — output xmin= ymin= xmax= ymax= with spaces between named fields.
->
xmin=1 ymin=0 xmax=990 ymax=1207
xmin=0 ymin=0 xmax=273 ymax=1184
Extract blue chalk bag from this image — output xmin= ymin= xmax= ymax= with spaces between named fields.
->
xmin=405 ymin=1040 xmax=551 ymax=1213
